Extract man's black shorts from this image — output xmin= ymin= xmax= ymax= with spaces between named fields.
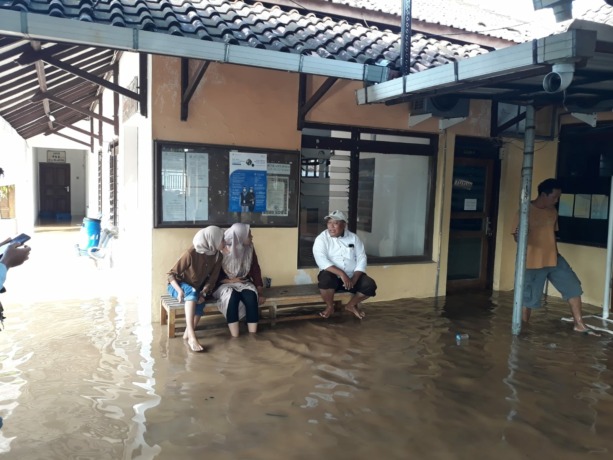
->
xmin=317 ymin=270 xmax=377 ymax=297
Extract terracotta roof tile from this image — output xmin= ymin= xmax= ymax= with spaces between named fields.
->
xmin=0 ymin=0 xmax=491 ymax=72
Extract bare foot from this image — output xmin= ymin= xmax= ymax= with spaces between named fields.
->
xmin=345 ymin=305 xmax=365 ymax=319
xmin=186 ymin=338 xmax=204 ymax=352
xmin=574 ymin=326 xmax=600 ymax=337
xmin=319 ymin=306 xmax=334 ymax=318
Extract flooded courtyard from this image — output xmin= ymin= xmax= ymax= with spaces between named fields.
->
xmin=0 ymin=228 xmax=612 ymax=459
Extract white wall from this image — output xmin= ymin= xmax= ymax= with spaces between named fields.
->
xmin=115 ymin=52 xmax=154 ymax=317
xmin=0 ymin=115 xmax=35 ymax=235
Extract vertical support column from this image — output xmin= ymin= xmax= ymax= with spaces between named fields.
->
xmin=98 ymin=95 xmax=103 ymax=147
xmin=180 ymin=58 xmax=189 ymax=121
xmin=348 ymin=130 xmax=360 ymax=231
xmin=602 ymin=177 xmax=613 ymax=319
xmin=401 ymin=0 xmax=412 ymax=76
xmin=512 ymin=104 xmax=536 ymax=335
xmin=113 ymin=61 xmax=119 ymax=137
xmin=297 ymin=73 xmax=307 ymax=130
xmin=90 ymin=117 xmax=94 ymax=153
xmin=139 ymin=52 xmax=148 ymax=117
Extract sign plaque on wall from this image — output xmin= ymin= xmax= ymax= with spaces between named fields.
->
xmin=47 ymin=150 xmax=66 ymax=163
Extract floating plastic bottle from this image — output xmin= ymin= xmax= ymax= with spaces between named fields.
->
xmin=455 ymin=333 xmax=469 ymax=342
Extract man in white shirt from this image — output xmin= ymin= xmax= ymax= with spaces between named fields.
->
xmin=312 ymin=210 xmax=377 ymax=319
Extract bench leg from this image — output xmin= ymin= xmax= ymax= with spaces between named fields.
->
xmin=269 ymin=304 xmax=278 ymax=326
xmin=160 ymin=303 xmax=168 ymax=326
xmin=333 ymin=300 xmax=343 ymax=313
xmin=168 ymin=310 xmax=176 ymax=338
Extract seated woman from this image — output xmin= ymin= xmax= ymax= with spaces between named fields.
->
xmin=213 ymin=223 xmax=266 ymax=337
xmin=167 ymin=226 xmax=224 ymax=352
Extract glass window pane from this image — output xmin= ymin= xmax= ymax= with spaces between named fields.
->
xmin=450 ymin=218 xmax=483 ymax=232
xmin=451 ymin=165 xmax=486 ymax=212
xmin=299 ymin=129 xmax=434 ymax=266
xmin=357 ymin=153 xmax=430 ymax=258
xmin=299 ymin=148 xmax=349 ymax=267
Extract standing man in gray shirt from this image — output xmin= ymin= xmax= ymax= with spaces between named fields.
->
xmin=312 ymin=210 xmax=377 ymax=319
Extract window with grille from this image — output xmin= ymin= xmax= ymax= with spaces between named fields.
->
xmin=298 ymin=126 xmax=437 ymax=267
xmin=109 ymin=141 xmax=118 ymax=226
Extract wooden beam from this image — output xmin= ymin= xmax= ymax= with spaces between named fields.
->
xmin=139 ymin=53 xmax=148 ymax=117
xmin=298 ymin=76 xmax=338 ymax=125
xmin=49 ymin=130 xmax=91 ymax=148
xmin=181 ymin=58 xmax=210 ymax=121
xmin=50 ymin=120 xmax=101 ymax=139
xmin=30 ymin=42 xmax=53 ymax=131
xmin=32 ymin=91 xmax=114 ymax=125
xmin=297 ymin=73 xmax=307 ymax=130
xmin=113 ymin=61 xmax=119 ymax=136
xmin=42 ymin=55 xmax=139 ymax=101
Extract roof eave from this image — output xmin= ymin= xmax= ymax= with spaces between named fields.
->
xmin=356 ymin=28 xmax=599 ymax=105
xmin=0 ymin=10 xmax=389 ymax=83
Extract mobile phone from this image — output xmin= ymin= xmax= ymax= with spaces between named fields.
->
xmin=1 ymin=233 xmax=30 ymax=247
xmin=0 ymin=233 xmax=31 ymax=257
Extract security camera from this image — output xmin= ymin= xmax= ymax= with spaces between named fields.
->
xmin=542 ymin=63 xmax=575 ymax=93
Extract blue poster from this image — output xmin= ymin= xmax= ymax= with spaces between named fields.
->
xmin=229 ymin=151 xmax=267 ymax=213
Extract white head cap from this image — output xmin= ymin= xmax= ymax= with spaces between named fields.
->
xmin=324 ymin=210 xmax=347 ymax=222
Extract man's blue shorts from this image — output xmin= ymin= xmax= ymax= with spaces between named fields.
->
xmin=523 ymin=254 xmax=583 ymax=309
xmin=167 ymin=282 xmax=206 ymax=316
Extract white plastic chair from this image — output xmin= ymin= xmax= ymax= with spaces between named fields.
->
xmin=87 ymin=226 xmax=118 ymax=268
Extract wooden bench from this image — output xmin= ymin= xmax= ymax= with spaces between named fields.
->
xmin=160 ymin=284 xmax=353 ymax=338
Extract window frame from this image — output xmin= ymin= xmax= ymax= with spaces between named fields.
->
xmin=555 ymin=122 xmax=613 ymax=247
xmin=298 ymin=123 xmax=438 ymax=267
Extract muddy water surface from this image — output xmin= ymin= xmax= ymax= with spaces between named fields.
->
xmin=0 ymin=229 xmax=612 ymax=459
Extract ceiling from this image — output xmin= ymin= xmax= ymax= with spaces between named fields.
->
xmin=0 ymin=36 xmax=117 ymax=144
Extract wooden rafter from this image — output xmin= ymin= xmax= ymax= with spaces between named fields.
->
xmin=181 ymin=58 xmax=210 ymax=121
xmin=297 ymin=75 xmax=338 ymax=129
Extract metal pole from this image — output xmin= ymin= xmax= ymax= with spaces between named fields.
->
xmin=401 ymin=0 xmax=412 ymax=76
xmin=512 ymin=104 xmax=536 ymax=335
xmin=602 ymin=177 xmax=613 ymax=319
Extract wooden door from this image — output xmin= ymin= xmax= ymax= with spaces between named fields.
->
xmin=446 ymin=157 xmax=495 ymax=291
xmin=39 ymin=163 xmax=71 ymax=220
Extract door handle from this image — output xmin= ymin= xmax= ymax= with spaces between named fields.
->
xmin=65 ymin=185 xmax=70 ymax=193
xmin=485 ymin=216 xmax=492 ymax=237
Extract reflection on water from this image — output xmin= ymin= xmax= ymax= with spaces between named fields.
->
xmin=1 ymin=290 xmax=613 ymax=459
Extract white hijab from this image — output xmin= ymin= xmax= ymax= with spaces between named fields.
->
xmin=193 ymin=226 xmax=223 ymax=255
xmin=222 ymin=223 xmax=253 ymax=278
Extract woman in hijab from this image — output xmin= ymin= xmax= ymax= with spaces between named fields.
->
xmin=213 ymin=223 xmax=266 ymax=337
xmin=167 ymin=226 xmax=224 ymax=352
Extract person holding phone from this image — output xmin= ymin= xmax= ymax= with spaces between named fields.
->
xmin=0 ymin=238 xmax=31 ymax=290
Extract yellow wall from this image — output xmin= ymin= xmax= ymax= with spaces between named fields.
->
xmin=149 ymin=56 xmax=497 ymax=320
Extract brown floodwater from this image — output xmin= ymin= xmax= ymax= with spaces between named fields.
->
xmin=1 ymin=228 xmax=613 ymax=459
